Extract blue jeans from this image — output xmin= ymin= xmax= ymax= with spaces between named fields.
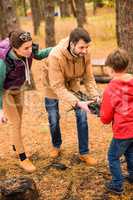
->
xmin=108 ymin=138 xmax=133 ymax=188
xmin=45 ymin=98 xmax=89 ymax=155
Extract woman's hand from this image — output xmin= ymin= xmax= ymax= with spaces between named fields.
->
xmin=0 ymin=110 xmax=7 ymax=124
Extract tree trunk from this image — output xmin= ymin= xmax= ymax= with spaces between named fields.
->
xmin=74 ymin=0 xmax=87 ymax=27
xmin=22 ymin=0 xmax=27 ymax=16
xmin=0 ymin=0 xmax=19 ymax=39
xmin=116 ymin=0 xmax=133 ymax=72
xmin=58 ymin=0 xmax=71 ymax=17
xmin=0 ymin=4 xmax=7 ymax=39
xmin=69 ymin=0 xmax=76 ymax=17
xmin=29 ymin=0 xmax=41 ymax=35
xmin=40 ymin=0 xmax=45 ymax=20
xmin=93 ymin=0 xmax=97 ymax=15
xmin=43 ymin=0 xmax=56 ymax=47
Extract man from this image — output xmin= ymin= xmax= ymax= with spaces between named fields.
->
xmin=44 ymin=28 xmax=99 ymax=165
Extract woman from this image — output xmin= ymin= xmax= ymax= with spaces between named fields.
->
xmin=0 ymin=30 xmax=52 ymax=172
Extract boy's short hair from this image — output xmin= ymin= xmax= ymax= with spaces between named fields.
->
xmin=105 ymin=48 xmax=129 ymax=72
xmin=69 ymin=27 xmax=91 ymax=44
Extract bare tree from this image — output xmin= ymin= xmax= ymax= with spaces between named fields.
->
xmin=69 ymin=0 xmax=76 ymax=17
xmin=116 ymin=0 xmax=133 ymax=72
xmin=74 ymin=0 xmax=87 ymax=27
xmin=22 ymin=0 xmax=27 ymax=16
xmin=43 ymin=0 xmax=56 ymax=47
xmin=13 ymin=0 xmax=28 ymax=16
xmin=93 ymin=0 xmax=105 ymax=15
xmin=0 ymin=0 xmax=19 ymax=39
xmin=93 ymin=0 xmax=97 ymax=15
xmin=29 ymin=0 xmax=41 ymax=35
xmin=58 ymin=0 xmax=71 ymax=17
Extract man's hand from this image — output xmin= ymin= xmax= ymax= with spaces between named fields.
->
xmin=0 ymin=110 xmax=7 ymax=124
xmin=76 ymin=101 xmax=93 ymax=112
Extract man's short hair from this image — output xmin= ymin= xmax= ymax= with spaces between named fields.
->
xmin=105 ymin=48 xmax=129 ymax=72
xmin=69 ymin=27 xmax=91 ymax=44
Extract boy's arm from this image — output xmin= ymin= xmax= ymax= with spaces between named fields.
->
xmin=32 ymin=43 xmax=52 ymax=60
xmin=100 ymin=90 xmax=114 ymax=124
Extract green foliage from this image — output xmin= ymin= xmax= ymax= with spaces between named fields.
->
xmin=86 ymin=0 xmax=104 ymax=3
xmin=103 ymin=0 xmax=115 ymax=7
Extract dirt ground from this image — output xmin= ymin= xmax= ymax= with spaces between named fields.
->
xmin=0 ymin=58 xmax=133 ymax=200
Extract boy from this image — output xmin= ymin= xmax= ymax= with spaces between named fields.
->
xmin=100 ymin=49 xmax=133 ymax=194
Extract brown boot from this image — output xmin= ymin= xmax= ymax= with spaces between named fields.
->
xmin=19 ymin=159 xmax=36 ymax=173
xmin=79 ymin=154 xmax=97 ymax=166
xmin=50 ymin=147 xmax=60 ymax=158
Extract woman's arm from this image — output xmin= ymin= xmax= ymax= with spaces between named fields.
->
xmin=32 ymin=43 xmax=52 ymax=60
xmin=0 ymin=59 xmax=6 ymax=109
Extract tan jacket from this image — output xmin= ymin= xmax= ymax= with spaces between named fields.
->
xmin=43 ymin=38 xmax=99 ymax=108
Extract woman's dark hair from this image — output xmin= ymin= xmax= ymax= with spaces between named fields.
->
xmin=9 ymin=29 xmax=32 ymax=49
xmin=69 ymin=27 xmax=91 ymax=44
xmin=105 ymin=49 xmax=129 ymax=72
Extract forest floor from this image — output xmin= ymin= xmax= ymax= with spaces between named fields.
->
xmin=0 ymin=6 xmax=133 ymax=200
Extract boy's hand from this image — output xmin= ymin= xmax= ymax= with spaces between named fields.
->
xmin=76 ymin=101 xmax=92 ymax=112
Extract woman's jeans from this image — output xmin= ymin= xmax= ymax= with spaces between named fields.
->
xmin=45 ymin=97 xmax=89 ymax=155
xmin=108 ymin=138 xmax=133 ymax=188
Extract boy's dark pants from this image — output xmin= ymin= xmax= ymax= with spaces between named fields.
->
xmin=108 ymin=138 xmax=133 ymax=188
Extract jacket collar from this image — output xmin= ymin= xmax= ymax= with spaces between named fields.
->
xmin=8 ymin=49 xmax=21 ymax=60
xmin=61 ymin=38 xmax=84 ymax=62
xmin=59 ymin=38 xmax=74 ymax=60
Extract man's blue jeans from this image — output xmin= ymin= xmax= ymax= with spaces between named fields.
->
xmin=108 ymin=138 xmax=133 ymax=188
xmin=45 ymin=97 xmax=89 ymax=155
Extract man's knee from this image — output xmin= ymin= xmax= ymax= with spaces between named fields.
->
xmin=45 ymin=98 xmax=59 ymax=111
xmin=48 ymin=110 xmax=60 ymax=125
xmin=76 ymin=109 xmax=87 ymax=121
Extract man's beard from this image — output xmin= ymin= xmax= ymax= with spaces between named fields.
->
xmin=70 ymin=47 xmax=85 ymax=58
